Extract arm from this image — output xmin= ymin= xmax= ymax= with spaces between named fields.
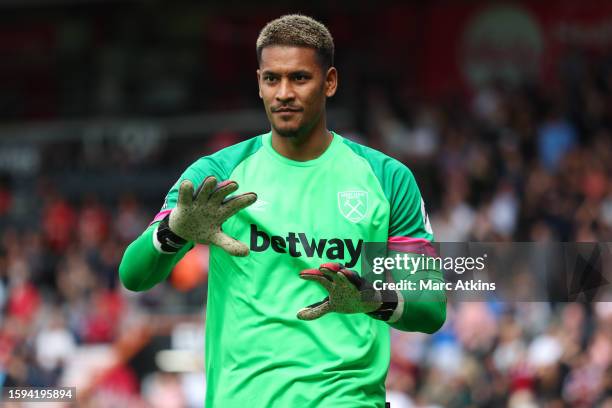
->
xmin=118 ymin=159 xmax=210 ymax=292
xmin=119 ymin=177 xmax=256 ymax=292
xmin=119 ymin=143 xmax=260 ymax=292
xmin=389 ymin=288 xmax=446 ymax=334
xmin=119 ymin=222 xmax=193 ymax=292
xmin=384 ymin=250 xmax=446 ymax=334
xmin=119 ymin=172 xmax=255 ymax=293
xmin=382 ymin=164 xmax=446 ymax=333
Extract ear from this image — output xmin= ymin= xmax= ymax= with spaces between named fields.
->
xmin=256 ymin=69 xmax=263 ymax=99
xmin=324 ymin=67 xmax=337 ymax=98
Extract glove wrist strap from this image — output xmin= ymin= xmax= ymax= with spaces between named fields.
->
xmin=367 ymin=290 xmax=402 ymax=322
xmin=153 ymin=214 xmax=187 ymax=254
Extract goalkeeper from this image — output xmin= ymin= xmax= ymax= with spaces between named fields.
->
xmin=119 ymin=14 xmax=446 ymax=408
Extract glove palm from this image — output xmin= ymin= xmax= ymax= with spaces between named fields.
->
xmin=297 ymin=263 xmax=384 ymax=320
xmin=169 ymin=176 xmax=257 ymax=256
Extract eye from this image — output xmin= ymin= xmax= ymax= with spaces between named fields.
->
xmin=293 ymin=74 xmax=309 ymax=82
xmin=263 ymin=75 xmax=278 ymax=83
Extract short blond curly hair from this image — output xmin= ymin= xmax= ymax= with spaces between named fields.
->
xmin=256 ymin=14 xmax=334 ymax=69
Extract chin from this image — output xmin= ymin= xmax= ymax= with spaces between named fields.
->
xmin=273 ymin=123 xmax=302 ymax=138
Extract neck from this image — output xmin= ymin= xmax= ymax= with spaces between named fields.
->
xmin=271 ymin=118 xmax=333 ymax=161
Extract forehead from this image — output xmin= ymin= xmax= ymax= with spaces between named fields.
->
xmin=259 ymin=46 xmax=320 ymax=73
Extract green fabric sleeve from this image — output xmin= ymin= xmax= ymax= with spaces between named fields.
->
xmin=121 ymin=136 xmax=262 ymax=292
xmin=378 ymin=251 xmax=446 ymax=334
xmin=119 ymin=223 xmax=193 ymax=292
xmin=342 ymin=138 xmax=445 ymax=332
xmin=389 ymin=267 xmax=447 ymax=334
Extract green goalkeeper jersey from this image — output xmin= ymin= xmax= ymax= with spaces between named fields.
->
xmin=119 ymin=131 xmax=445 ymax=407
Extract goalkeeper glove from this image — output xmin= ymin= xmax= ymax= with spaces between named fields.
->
xmin=154 ymin=176 xmax=257 ymax=256
xmin=297 ymin=262 xmax=402 ymax=322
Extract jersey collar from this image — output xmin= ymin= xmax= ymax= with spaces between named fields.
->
xmin=262 ymin=131 xmax=342 ymax=167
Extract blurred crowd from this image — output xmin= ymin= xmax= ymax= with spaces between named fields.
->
xmin=388 ymin=302 xmax=612 ymax=408
xmin=368 ymin=55 xmax=612 ymax=244
xmin=1 ymin=29 xmax=612 ymax=408
xmin=379 ymin=51 xmax=612 ymax=407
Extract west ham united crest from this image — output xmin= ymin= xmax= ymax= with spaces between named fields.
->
xmin=338 ymin=191 xmax=368 ymax=222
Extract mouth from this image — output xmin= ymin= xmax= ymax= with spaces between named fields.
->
xmin=272 ymin=108 xmax=302 ymax=114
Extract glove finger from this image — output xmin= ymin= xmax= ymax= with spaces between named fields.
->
xmin=338 ymin=268 xmax=364 ymax=288
xmin=209 ymin=181 xmax=239 ymax=206
xmin=320 ymin=264 xmax=343 ymax=283
xmin=297 ymin=298 xmax=331 ymax=320
xmin=210 ymin=232 xmax=250 ymax=257
xmin=320 ymin=262 xmax=343 ymax=272
xmin=299 ymin=269 xmax=333 ymax=291
xmin=220 ymin=192 xmax=258 ymax=219
xmin=336 ymin=270 xmax=379 ymax=304
xmin=193 ymin=176 xmax=217 ymax=205
xmin=335 ymin=271 xmax=361 ymax=293
xmin=177 ymin=180 xmax=195 ymax=207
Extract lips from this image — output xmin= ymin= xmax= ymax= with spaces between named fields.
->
xmin=272 ymin=107 xmax=302 ymax=113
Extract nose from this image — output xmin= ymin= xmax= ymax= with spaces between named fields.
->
xmin=275 ymin=78 xmax=295 ymax=102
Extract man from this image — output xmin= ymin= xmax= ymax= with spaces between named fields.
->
xmin=119 ymin=14 xmax=445 ymax=407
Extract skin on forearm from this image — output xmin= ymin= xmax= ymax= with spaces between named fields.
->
xmin=119 ymin=223 xmax=193 ymax=291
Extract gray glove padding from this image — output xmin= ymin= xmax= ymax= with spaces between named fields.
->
xmin=169 ymin=176 xmax=257 ymax=257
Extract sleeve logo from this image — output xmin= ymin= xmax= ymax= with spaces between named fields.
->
xmin=421 ymin=198 xmax=433 ymax=234
xmin=338 ymin=191 xmax=368 ymax=223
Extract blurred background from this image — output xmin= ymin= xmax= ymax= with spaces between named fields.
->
xmin=1 ymin=1 xmax=612 ymax=407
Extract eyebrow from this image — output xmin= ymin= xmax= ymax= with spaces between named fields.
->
xmin=261 ymin=69 xmax=313 ymax=76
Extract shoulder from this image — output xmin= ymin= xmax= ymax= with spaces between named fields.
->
xmin=207 ymin=135 xmax=263 ymax=162
xmin=188 ymin=135 xmax=264 ymax=179
xmin=340 ymin=135 xmax=416 ymax=187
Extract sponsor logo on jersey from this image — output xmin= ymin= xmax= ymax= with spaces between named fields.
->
xmin=249 ymin=224 xmax=363 ymax=268
xmin=338 ymin=191 xmax=368 ymax=223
